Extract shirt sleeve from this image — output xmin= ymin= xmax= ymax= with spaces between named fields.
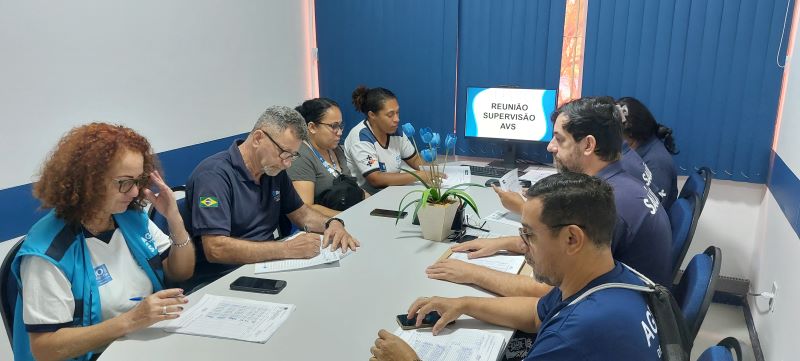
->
xmin=347 ymin=140 xmax=381 ymax=177
xmin=278 ymin=171 xmax=304 ymax=214
xmin=536 ymin=288 xmax=559 ymax=322
xmin=20 ymin=256 xmax=75 ymax=332
xmin=148 ymin=219 xmax=173 ymax=257
xmin=523 ymin=331 xmax=587 ymax=361
xmin=188 ymin=170 xmax=233 ymax=236
xmin=400 ymin=134 xmax=417 ymax=160
xmin=286 ymin=149 xmax=317 ymax=182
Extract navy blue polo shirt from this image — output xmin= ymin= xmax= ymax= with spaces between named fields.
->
xmin=621 ymin=144 xmax=660 ymax=198
xmin=525 ymin=262 xmax=662 ymax=361
xmin=185 ymin=140 xmax=304 ymax=276
xmin=636 ymin=136 xmax=678 ymax=211
xmin=597 ymin=161 xmax=672 ymax=286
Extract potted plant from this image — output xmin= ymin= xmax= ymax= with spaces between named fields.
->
xmin=396 ymin=123 xmax=484 ymax=241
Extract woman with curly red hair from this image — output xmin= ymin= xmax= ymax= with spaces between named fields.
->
xmin=10 ymin=123 xmax=195 ymax=361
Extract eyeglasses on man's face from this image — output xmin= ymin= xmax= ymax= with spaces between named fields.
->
xmin=113 ymin=175 xmax=148 ymax=193
xmin=518 ymin=223 xmax=585 ymax=246
xmin=260 ymin=129 xmax=300 ymax=161
xmin=316 ymin=122 xmax=345 ymax=133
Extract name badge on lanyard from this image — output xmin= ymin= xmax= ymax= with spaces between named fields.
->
xmin=306 ymin=142 xmax=340 ymax=177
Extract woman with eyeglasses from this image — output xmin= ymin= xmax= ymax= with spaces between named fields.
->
xmin=344 ymin=85 xmax=435 ymax=195
xmin=289 ymin=98 xmax=365 ymax=217
xmin=11 ymin=123 xmax=195 ymax=361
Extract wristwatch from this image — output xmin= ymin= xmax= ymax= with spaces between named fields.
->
xmin=324 ymin=217 xmax=345 ymax=229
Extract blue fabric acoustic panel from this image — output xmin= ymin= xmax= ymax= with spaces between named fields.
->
xmin=455 ymin=0 xmax=565 ymax=162
xmin=315 ymin=0 xmax=458 ymax=139
xmin=582 ymin=0 xmax=794 ymax=183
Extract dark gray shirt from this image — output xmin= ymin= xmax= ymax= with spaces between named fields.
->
xmin=287 ymin=142 xmax=351 ymax=201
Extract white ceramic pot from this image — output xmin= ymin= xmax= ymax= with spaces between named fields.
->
xmin=417 ymin=200 xmax=459 ymax=242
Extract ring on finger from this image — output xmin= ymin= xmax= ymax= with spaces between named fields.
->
xmin=162 ymin=306 xmax=167 ymax=315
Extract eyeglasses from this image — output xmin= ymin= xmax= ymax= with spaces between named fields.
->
xmin=113 ymin=175 xmax=149 ymax=193
xmin=259 ymin=129 xmax=300 ymax=161
xmin=518 ymin=223 xmax=585 ymax=245
xmin=316 ymin=122 xmax=345 ymax=133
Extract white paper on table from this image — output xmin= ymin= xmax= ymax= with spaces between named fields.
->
xmin=394 ymin=328 xmax=506 ymax=361
xmin=499 ymin=169 xmax=522 ymax=193
xmin=520 ymin=168 xmax=557 ymax=184
xmin=253 ymin=233 xmax=352 ymax=273
xmin=484 ymin=210 xmax=523 ymax=228
xmin=440 ymin=165 xmax=472 ymax=188
xmin=162 ymin=294 xmax=295 ymax=343
xmin=449 ymin=252 xmax=525 ymax=275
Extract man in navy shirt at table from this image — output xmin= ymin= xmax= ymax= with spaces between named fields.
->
xmin=370 ymin=173 xmax=663 ymax=361
xmin=428 ymin=96 xmax=672 ymax=296
xmin=185 ymin=106 xmax=359 ymax=284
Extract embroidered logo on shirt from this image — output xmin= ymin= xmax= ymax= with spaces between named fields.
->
xmin=94 ymin=264 xmax=113 ymax=286
xmin=378 ymin=162 xmax=387 ymax=172
xmin=143 ymin=232 xmax=157 ymax=253
xmin=364 ymin=155 xmax=377 ymax=167
xmin=272 ymin=190 xmax=281 ymax=202
xmin=199 ymin=196 xmax=219 ymax=208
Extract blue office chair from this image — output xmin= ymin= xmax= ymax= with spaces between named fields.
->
xmin=677 ymin=167 xmax=712 ymax=214
xmin=0 ymin=238 xmax=24 ymax=343
xmin=697 ymin=337 xmax=743 ymax=361
xmin=669 ymin=195 xmax=701 ymax=282
xmin=673 ymin=246 xmax=721 ymax=340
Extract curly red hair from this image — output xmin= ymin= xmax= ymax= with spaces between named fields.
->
xmin=33 ymin=123 xmax=161 ymax=225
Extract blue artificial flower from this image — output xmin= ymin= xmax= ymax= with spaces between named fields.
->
xmin=445 ymin=133 xmax=457 ymax=150
xmin=420 ymin=127 xmax=433 ymax=143
xmin=420 ymin=148 xmax=437 ymax=163
xmin=430 ymin=133 xmax=441 ymax=148
xmin=401 ymin=123 xmax=415 ymax=138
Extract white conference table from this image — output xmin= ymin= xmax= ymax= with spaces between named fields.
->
xmin=100 ymin=168 xmax=547 ymax=361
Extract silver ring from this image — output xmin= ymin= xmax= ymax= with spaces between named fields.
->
xmin=162 ymin=306 xmax=167 ymax=315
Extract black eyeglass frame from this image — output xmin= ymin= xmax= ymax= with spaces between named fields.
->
xmin=518 ymin=223 xmax=585 ymax=245
xmin=259 ymin=129 xmax=301 ymax=161
xmin=314 ymin=122 xmax=345 ymax=133
xmin=113 ymin=175 xmax=149 ymax=193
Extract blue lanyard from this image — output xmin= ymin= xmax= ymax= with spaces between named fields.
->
xmin=305 ymin=141 xmax=340 ymax=177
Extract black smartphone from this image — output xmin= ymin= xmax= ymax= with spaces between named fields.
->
xmin=370 ymin=208 xmax=408 ymax=219
xmin=396 ymin=311 xmax=450 ymax=330
xmin=230 ymin=276 xmax=286 ymax=294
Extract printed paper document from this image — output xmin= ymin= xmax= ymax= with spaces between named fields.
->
xmin=394 ymin=328 xmax=506 ymax=361
xmin=449 ymin=252 xmax=525 ymax=275
xmin=163 ymin=294 xmax=295 ymax=343
xmin=254 ymin=233 xmax=351 ymax=273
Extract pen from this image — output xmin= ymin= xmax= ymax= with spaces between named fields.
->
xmin=129 ymin=296 xmax=144 ymax=301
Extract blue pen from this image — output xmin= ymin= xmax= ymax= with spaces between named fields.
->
xmin=129 ymin=296 xmax=144 ymax=301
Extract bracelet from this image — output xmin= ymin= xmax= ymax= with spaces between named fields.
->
xmin=170 ymin=235 xmax=192 ymax=248
xmin=324 ymin=217 xmax=345 ymax=229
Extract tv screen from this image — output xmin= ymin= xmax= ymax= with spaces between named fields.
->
xmin=465 ymin=87 xmax=557 ymax=142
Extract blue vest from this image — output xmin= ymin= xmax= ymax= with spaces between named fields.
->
xmin=11 ymin=209 xmax=165 ymax=361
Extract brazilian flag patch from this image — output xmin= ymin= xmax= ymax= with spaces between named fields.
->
xmin=199 ymin=196 xmax=219 ymax=208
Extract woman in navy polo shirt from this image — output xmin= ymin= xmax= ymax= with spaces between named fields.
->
xmin=618 ymin=97 xmax=679 ymax=210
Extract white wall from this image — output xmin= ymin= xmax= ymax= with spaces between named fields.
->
xmin=0 ymin=0 xmax=315 ymax=189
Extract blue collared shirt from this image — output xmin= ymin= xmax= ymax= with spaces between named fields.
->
xmin=635 ymin=136 xmax=678 ymax=211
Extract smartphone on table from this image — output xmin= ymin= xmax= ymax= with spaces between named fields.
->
xmin=370 ymin=208 xmax=408 ymax=219
xmin=396 ymin=311 xmax=453 ymax=330
xmin=229 ymin=276 xmax=286 ymax=294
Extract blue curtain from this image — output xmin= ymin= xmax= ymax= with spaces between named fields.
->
xmin=455 ymin=0 xmax=565 ymax=162
xmin=315 ymin=0 xmax=458 ymax=139
xmin=582 ymin=0 xmax=794 ymax=183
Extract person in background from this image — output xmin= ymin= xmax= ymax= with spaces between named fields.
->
xmin=427 ymin=96 xmax=672 ymax=297
xmin=617 ymin=96 xmax=679 ymax=210
xmin=343 ymin=85 xmax=435 ymax=194
xmin=12 ymin=123 xmax=195 ymax=361
xmin=288 ymin=98 xmax=365 ymax=217
xmin=370 ymin=173 xmax=662 ymax=361
xmin=185 ymin=106 xmax=359 ymax=287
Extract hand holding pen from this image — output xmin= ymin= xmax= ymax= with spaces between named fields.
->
xmin=121 ymin=288 xmax=188 ymax=333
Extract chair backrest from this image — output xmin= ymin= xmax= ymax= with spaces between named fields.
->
xmin=0 ymin=238 xmax=24 ymax=343
xmin=149 ymin=185 xmax=187 ymax=234
xmin=669 ymin=195 xmax=702 ymax=282
xmin=696 ymin=337 xmax=743 ymax=361
xmin=674 ymin=246 xmax=721 ymax=340
xmin=678 ymin=167 xmax=712 ymax=214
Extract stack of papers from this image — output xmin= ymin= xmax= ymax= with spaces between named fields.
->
xmin=254 ymin=233 xmax=352 ymax=273
xmin=395 ymin=328 xmax=506 ymax=361
xmin=449 ymin=252 xmax=525 ymax=275
xmin=484 ymin=210 xmax=523 ymax=228
xmin=162 ymin=294 xmax=295 ymax=343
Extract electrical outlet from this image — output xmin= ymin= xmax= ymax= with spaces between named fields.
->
xmin=769 ymin=282 xmax=778 ymax=313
